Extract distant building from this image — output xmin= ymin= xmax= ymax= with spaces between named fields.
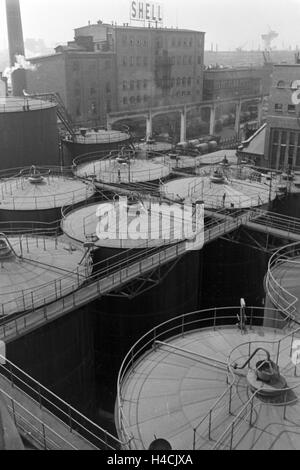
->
xmin=0 ymin=73 xmax=7 ymax=97
xmin=203 ymin=67 xmax=270 ymax=101
xmin=264 ymin=64 xmax=300 ymax=169
xmin=26 ymin=22 xmax=205 ymax=127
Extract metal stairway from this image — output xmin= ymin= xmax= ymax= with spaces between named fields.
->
xmin=29 ymin=92 xmax=75 ymax=138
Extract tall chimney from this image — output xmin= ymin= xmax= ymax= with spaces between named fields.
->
xmin=6 ymin=0 xmax=27 ymax=96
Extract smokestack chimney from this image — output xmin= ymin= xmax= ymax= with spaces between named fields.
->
xmin=6 ymin=0 xmax=27 ymax=96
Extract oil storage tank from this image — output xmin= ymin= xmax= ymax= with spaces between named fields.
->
xmin=73 ymin=149 xmax=171 ymax=187
xmin=63 ymin=128 xmax=132 ymax=161
xmin=0 ymin=165 xmax=95 ymax=228
xmin=0 ymin=232 xmax=96 ymax=416
xmin=61 ymin=196 xmax=204 ymax=383
xmin=0 ymin=97 xmax=59 ymax=170
xmin=116 ymin=306 xmax=300 ymax=450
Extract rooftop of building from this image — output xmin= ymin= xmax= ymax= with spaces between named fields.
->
xmin=75 ymin=21 xmax=205 ymax=34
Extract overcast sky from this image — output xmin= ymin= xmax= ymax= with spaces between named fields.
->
xmin=0 ymin=0 xmax=300 ymax=51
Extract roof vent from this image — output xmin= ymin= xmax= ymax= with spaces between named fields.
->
xmin=28 ymin=166 xmax=44 ymax=185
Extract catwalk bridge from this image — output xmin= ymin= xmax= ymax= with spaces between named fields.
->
xmin=0 ymin=207 xmax=300 ymax=343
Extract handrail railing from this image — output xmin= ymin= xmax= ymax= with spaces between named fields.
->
xmin=0 ymin=353 xmax=124 ymax=450
xmin=266 ymin=242 xmax=300 ymax=319
xmin=116 ymin=306 xmax=291 ymax=450
xmin=0 ymin=387 xmax=78 ymax=450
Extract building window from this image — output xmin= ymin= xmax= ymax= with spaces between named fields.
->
xmin=130 ymin=80 xmax=134 ymax=90
xmin=136 ymin=56 xmax=141 ymax=66
xmin=288 ymin=104 xmax=296 ymax=114
xmin=122 ymin=35 xmax=127 ymax=45
xmin=177 ymin=77 xmax=181 ymax=86
xmin=130 ymin=37 xmax=134 ymax=46
xmin=107 ymin=100 xmax=111 ymax=113
xmin=90 ymin=87 xmax=96 ymax=96
xmin=123 ymin=97 xmax=128 ymax=105
xmin=183 ymin=56 xmax=187 ymax=65
xmin=129 ymin=96 xmax=135 ymax=104
xmin=182 ymin=77 xmax=186 ymax=87
xmin=188 ymin=56 xmax=192 ymax=65
xmin=136 ymin=95 xmax=141 ymax=103
xmin=144 ymin=80 xmax=148 ymax=89
xmin=106 ymin=83 xmax=111 ymax=93
xmin=189 ymin=38 xmax=193 ymax=47
xmin=275 ymin=104 xmax=283 ymax=113
xmin=122 ymin=57 xmax=127 ymax=66
xmin=143 ymin=56 xmax=148 ymax=66
xmin=123 ymin=81 xmax=127 ymax=90
xmin=172 ymin=37 xmax=176 ymax=47
xmin=187 ymin=77 xmax=192 ymax=86
xmin=130 ymin=57 xmax=134 ymax=66
xmin=136 ymin=80 xmax=141 ymax=90
xmin=177 ymin=56 xmax=181 ymax=65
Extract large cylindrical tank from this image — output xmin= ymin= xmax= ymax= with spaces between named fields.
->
xmin=0 ymin=232 xmax=95 ymax=417
xmin=0 ymin=97 xmax=59 ymax=170
xmin=61 ymin=198 xmax=204 ymax=383
xmin=162 ymin=174 xmax=277 ymax=210
xmin=73 ymin=150 xmax=171 ymax=186
xmin=0 ymin=165 xmax=95 ymax=228
xmin=62 ymin=129 xmax=132 ymax=164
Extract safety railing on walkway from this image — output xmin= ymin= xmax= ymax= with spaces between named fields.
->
xmin=116 ymin=306 xmax=290 ymax=450
xmin=266 ymin=242 xmax=300 ymax=319
xmin=0 ymin=354 xmax=125 ymax=450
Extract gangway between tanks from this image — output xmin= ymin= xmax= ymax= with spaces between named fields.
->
xmin=0 ymin=208 xmax=253 ymax=342
xmin=0 ymin=355 xmax=124 ymax=450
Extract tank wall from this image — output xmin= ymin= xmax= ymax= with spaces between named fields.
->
xmin=0 ymin=107 xmax=59 ymax=170
xmin=63 ymin=139 xmax=131 ymax=163
xmin=0 ymin=207 xmax=61 ymax=228
xmin=6 ymin=305 xmax=96 ymax=418
xmin=93 ymin=249 xmax=203 ymax=408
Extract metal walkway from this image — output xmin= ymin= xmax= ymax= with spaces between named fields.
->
xmin=0 ymin=355 xmax=124 ymax=450
xmin=0 ymin=209 xmax=252 ymax=342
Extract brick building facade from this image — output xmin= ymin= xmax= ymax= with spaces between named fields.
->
xmin=26 ymin=22 xmax=205 ymax=126
xmin=264 ymin=64 xmax=300 ymax=169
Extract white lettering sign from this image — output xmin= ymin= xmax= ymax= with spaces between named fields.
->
xmin=130 ymin=1 xmax=163 ymax=24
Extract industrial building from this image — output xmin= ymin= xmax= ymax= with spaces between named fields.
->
xmin=264 ymin=64 xmax=300 ymax=170
xmin=26 ymin=21 xmax=205 ymax=127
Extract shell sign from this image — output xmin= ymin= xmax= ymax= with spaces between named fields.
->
xmin=130 ymin=1 xmax=163 ymax=24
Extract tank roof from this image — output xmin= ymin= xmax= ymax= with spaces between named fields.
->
xmin=117 ymin=311 xmax=300 ymax=450
xmin=64 ymin=129 xmax=130 ymax=145
xmin=74 ymin=156 xmax=171 ymax=183
xmin=162 ymin=174 xmax=276 ymax=209
xmin=62 ymin=199 xmax=190 ymax=249
xmin=0 ymin=234 xmax=92 ymax=317
xmin=0 ymin=97 xmax=56 ymax=113
xmin=0 ymin=168 xmax=94 ymax=211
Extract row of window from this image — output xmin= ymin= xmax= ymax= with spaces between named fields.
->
xmin=122 ymin=77 xmax=200 ymax=91
xmin=277 ymin=80 xmax=300 ymax=89
xmin=274 ymin=103 xmax=296 ymax=114
xmin=270 ymin=130 xmax=300 ymax=167
xmin=208 ymin=78 xmax=260 ymax=90
xmin=121 ymin=89 xmax=200 ymax=105
xmin=121 ymin=55 xmax=203 ymax=67
xmin=121 ymin=35 xmax=203 ymax=49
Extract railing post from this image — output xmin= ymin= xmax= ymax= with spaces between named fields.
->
xmin=249 ymin=397 xmax=254 ymax=427
xmin=182 ymin=315 xmax=185 ymax=337
xmin=229 ymin=386 xmax=233 ymax=415
xmin=276 ymin=340 xmax=281 ymax=365
xmin=213 ymin=308 xmax=217 ymax=330
xmin=208 ymin=410 xmax=212 ymax=440
xmin=42 ymin=423 xmax=47 ymax=450
xmin=229 ymin=422 xmax=234 ymax=450
xmin=193 ymin=428 xmax=196 ymax=450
